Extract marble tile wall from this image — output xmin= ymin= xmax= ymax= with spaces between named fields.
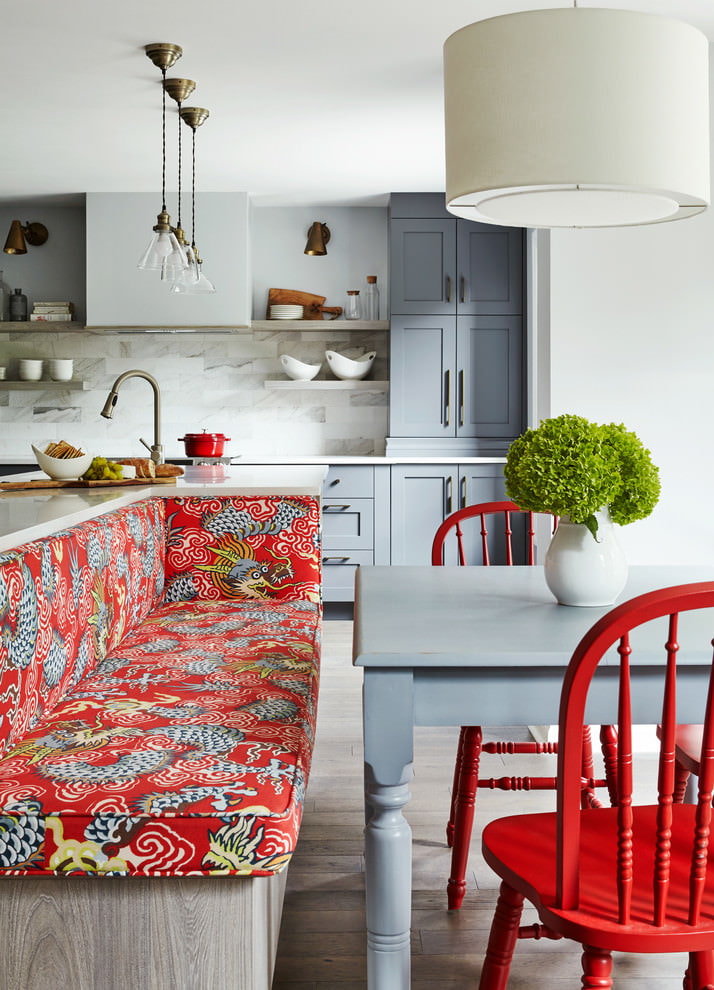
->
xmin=0 ymin=326 xmax=389 ymax=462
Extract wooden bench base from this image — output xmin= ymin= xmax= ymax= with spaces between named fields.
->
xmin=0 ymin=871 xmax=288 ymax=990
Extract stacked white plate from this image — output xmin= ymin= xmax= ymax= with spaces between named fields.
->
xmin=270 ymin=304 xmax=304 ymax=320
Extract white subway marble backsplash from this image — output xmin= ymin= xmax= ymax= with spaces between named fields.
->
xmin=0 ymin=327 xmax=389 ymax=461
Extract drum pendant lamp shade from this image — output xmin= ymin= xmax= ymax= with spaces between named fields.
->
xmin=443 ymin=8 xmax=710 ymax=229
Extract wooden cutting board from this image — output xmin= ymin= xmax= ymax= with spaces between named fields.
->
xmin=266 ymin=288 xmax=342 ymax=320
xmin=0 ymin=477 xmax=178 ymax=491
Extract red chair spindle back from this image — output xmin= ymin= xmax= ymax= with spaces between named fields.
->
xmin=555 ymin=583 xmax=714 ymax=930
xmin=431 ymin=500 xmax=554 ymax=568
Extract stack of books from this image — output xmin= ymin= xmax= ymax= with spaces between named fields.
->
xmin=30 ymin=301 xmax=74 ymax=322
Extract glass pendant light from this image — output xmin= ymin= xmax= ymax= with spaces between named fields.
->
xmin=137 ymin=43 xmax=190 ymax=277
xmin=172 ymin=106 xmax=216 ymax=294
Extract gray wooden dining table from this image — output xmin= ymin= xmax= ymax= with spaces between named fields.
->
xmin=352 ymin=563 xmax=714 ymax=990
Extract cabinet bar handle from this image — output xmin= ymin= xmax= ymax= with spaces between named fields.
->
xmin=446 ymin=475 xmax=454 ymax=516
xmin=459 ymin=369 xmax=465 ymax=427
xmin=460 ymin=475 xmax=467 ymax=509
xmin=323 ymin=504 xmax=351 ymax=511
xmin=460 ymin=276 xmax=466 ymax=304
xmin=445 ymin=275 xmax=452 ymax=303
xmin=322 ymin=556 xmax=352 ymax=563
xmin=444 ymin=369 xmax=451 ymax=427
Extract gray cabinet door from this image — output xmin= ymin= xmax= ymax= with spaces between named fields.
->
xmin=390 ymin=219 xmax=457 ymax=315
xmin=390 ymin=462 xmax=521 ymax=567
xmin=390 ymin=464 xmax=457 ymax=565
xmin=456 ymin=223 xmax=524 ymax=315
xmin=456 ymin=316 xmax=523 ymax=438
xmin=389 ymin=316 xmax=457 ymax=438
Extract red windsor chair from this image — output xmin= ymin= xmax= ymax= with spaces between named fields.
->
xmin=431 ymin=500 xmax=616 ymax=911
xmin=478 ymin=580 xmax=714 ymax=990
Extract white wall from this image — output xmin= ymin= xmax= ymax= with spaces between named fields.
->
xmin=548 ymin=194 xmax=714 ymax=565
xmin=86 ymin=193 xmax=251 ymax=326
xmin=251 ymin=206 xmax=388 ymax=320
xmin=0 ymin=205 xmax=86 ymax=324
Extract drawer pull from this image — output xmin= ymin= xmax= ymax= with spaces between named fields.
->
xmin=329 ymin=478 xmax=340 ymax=486
xmin=324 ymin=504 xmax=351 ymax=511
xmin=323 ymin=556 xmax=352 ymax=564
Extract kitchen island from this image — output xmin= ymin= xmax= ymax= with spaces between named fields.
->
xmin=0 ymin=464 xmax=327 ymax=552
xmin=0 ymin=464 xmax=326 ymax=990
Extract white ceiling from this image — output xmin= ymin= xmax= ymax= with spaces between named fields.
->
xmin=4 ymin=0 xmax=714 ymax=208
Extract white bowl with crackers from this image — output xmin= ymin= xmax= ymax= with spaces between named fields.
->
xmin=32 ymin=441 xmax=93 ymax=481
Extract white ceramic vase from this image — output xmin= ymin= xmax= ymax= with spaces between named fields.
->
xmin=544 ymin=507 xmax=628 ymax=607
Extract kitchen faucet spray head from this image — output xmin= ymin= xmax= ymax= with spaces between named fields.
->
xmin=100 ymin=391 xmax=119 ymax=419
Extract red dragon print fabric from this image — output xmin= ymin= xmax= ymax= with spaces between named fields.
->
xmin=0 ymin=499 xmax=165 ymax=756
xmin=162 ymin=496 xmax=321 ymax=605
xmin=0 ymin=495 xmax=321 ymax=877
xmin=0 ymin=597 xmax=320 ymax=877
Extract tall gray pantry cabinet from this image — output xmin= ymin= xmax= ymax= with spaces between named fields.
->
xmin=388 ymin=193 xmax=525 ymax=451
xmin=386 ymin=193 xmax=527 ymax=567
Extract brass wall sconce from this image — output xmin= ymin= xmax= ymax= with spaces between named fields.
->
xmin=304 ymin=222 xmax=330 ymax=256
xmin=3 ymin=221 xmax=49 ymax=255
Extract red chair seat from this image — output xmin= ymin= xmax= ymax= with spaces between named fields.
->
xmin=483 ymin=805 xmax=714 ymax=953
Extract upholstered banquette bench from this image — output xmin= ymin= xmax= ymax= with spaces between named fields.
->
xmin=0 ymin=493 xmax=321 ymax=990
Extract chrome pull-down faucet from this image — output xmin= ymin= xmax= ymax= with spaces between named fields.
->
xmin=100 ymin=369 xmax=164 ymax=465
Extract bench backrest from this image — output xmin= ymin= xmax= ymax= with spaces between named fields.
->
xmin=0 ymin=498 xmax=165 ymax=753
xmin=163 ymin=495 xmax=321 ymax=604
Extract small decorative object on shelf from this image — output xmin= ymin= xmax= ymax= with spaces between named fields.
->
xmin=344 ymin=290 xmax=362 ymax=320
xmin=504 ymin=413 xmax=661 ymax=606
xmin=363 ymin=276 xmax=380 ymax=320
xmin=30 ymin=301 xmax=74 ymax=322
xmin=9 ymin=288 xmax=28 ymax=321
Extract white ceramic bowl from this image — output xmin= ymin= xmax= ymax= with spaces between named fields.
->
xmin=280 ymin=354 xmax=322 ymax=381
xmin=18 ymin=359 xmax=43 ymax=381
xmin=325 ymin=349 xmax=376 ymax=381
xmin=31 ymin=444 xmax=94 ymax=480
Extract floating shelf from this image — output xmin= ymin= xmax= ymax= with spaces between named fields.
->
xmin=264 ymin=379 xmax=388 ymax=391
xmin=1 ymin=320 xmax=389 ymax=334
xmin=1 ymin=321 xmax=86 ymax=333
xmin=252 ymin=320 xmax=389 ymax=332
xmin=0 ymin=380 xmax=87 ymax=391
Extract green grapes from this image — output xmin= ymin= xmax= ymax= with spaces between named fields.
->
xmin=82 ymin=456 xmax=124 ymax=481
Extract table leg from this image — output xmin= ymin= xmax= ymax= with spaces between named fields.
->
xmin=363 ymin=670 xmax=415 ymax=990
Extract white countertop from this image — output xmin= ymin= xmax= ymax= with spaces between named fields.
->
xmin=0 ymin=465 xmax=327 ymax=552
xmin=0 ymin=454 xmax=506 ymax=467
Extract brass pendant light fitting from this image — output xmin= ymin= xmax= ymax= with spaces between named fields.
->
xmin=179 ymin=106 xmax=212 ymax=274
xmin=164 ymin=77 xmax=197 ymax=249
xmin=137 ymin=42 xmax=190 ymax=275
xmin=144 ymin=42 xmax=182 ymax=72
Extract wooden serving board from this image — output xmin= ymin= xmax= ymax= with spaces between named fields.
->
xmin=0 ymin=477 xmax=178 ymax=491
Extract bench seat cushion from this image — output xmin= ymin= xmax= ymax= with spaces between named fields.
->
xmin=0 ymin=599 xmax=320 ymax=877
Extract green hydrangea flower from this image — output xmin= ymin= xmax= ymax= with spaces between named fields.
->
xmin=504 ymin=414 xmax=660 ymax=539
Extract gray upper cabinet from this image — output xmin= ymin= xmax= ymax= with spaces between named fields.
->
xmin=389 ymin=314 xmax=523 ymax=439
xmin=389 ymin=195 xmax=523 ymax=317
xmin=390 ymin=219 xmax=458 ymax=315
xmin=388 ymin=193 xmax=525 ymax=454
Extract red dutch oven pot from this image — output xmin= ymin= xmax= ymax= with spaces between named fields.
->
xmin=177 ymin=431 xmax=231 ymax=457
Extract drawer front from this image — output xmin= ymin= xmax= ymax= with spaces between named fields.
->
xmin=322 ymin=549 xmax=373 ymax=601
xmin=324 ymin=465 xmax=374 ymax=498
xmin=322 ymin=498 xmax=374 ymax=550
